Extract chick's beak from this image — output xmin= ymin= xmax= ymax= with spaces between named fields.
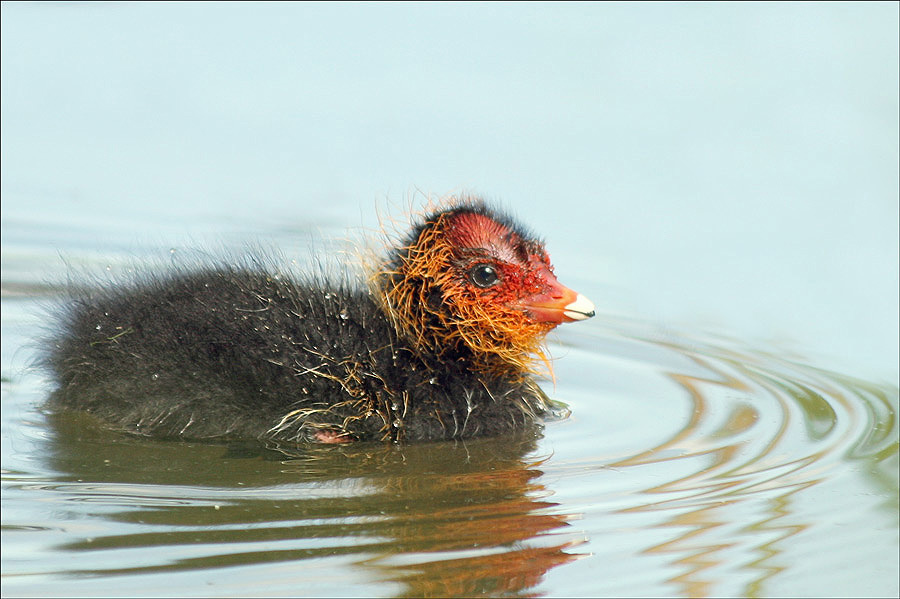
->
xmin=520 ymin=265 xmax=595 ymax=324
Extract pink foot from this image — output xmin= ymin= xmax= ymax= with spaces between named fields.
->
xmin=314 ymin=430 xmax=355 ymax=444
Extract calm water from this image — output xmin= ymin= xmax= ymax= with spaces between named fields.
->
xmin=2 ymin=219 xmax=898 ymax=597
xmin=2 ymin=3 xmax=898 ymax=597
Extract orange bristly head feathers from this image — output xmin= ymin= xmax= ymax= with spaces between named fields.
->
xmin=370 ymin=198 xmax=594 ymax=378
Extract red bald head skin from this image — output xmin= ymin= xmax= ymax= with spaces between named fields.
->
xmin=443 ymin=210 xmax=594 ymax=324
xmin=375 ymin=199 xmax=593 ymax=376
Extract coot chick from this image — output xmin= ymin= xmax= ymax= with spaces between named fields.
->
xmin=45 ymin=197 xmax=594 ymax=443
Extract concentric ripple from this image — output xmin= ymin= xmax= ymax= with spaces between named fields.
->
xmin=545 ymin=318 xmax=899 ymax=597
xmin=2 ymin=301 xmax=898 ymax=597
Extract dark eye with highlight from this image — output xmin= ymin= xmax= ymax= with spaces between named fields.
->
xmin=469 ymin=263 xmax=501 ymax=288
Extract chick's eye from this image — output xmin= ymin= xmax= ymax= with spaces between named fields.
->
xmin=469 ymin=263 xmax=500 ymax=288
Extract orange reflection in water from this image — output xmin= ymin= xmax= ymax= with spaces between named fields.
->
xmin=606 ymin=339 xmax=887 ymax=598
xmin=43 ymin=417 xmax=584 ymax=597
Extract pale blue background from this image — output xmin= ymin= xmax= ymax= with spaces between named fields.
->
xmin=2 ymin=2 xmax=898 ymax=381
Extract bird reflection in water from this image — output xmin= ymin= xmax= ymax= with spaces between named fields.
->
xmin=44 ymin=413 xmax=583 ymax=597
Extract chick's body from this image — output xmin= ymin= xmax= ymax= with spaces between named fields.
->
xmin=46 ymin=199 xmax=593 ymax=443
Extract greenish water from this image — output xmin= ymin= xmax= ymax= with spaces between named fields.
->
xmin=2 ymin=291 xmax=897 ymax=597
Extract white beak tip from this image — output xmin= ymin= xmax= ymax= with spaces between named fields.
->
xmin=563 ymin=293 xmax=595 ymax=321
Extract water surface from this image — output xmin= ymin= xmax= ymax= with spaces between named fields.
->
xmin=2 ymin=3 xmax=898 ymax=597
xmin=2 ymin=235 xmax=897 ymax=597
